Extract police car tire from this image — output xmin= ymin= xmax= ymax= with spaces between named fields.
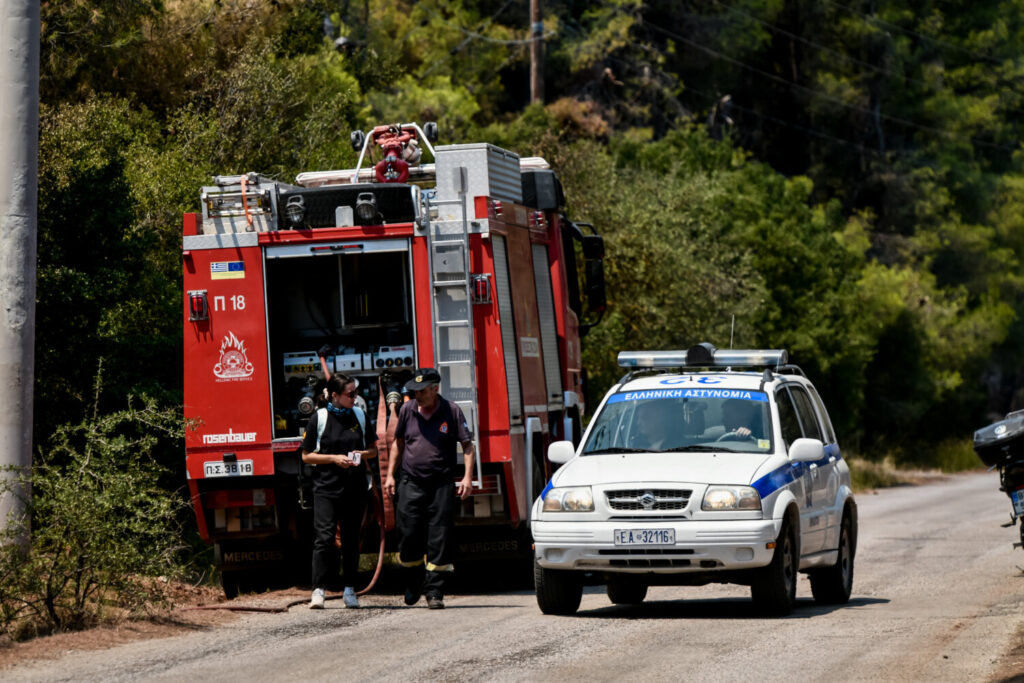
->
xmin=606 ymin=580 xmax=648 ymax=605
xmin=809 ymin=513 xmax=854 ymax=604
xmin=750 ymin=517 xmax=798 ymax=616
xmin=534 ymin=559 xmax=583 ymax=615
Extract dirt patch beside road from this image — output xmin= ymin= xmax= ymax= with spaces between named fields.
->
xmin=0 ymin=583 xmax=314 ymax=672
xmin=992 ymin=617 xmax=1024 ymax=682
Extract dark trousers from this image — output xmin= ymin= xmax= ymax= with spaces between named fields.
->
xmin=311 ymin=482 xmax=368 ymax=590
xmin=397 ymin=474 xmax=456 ymax=597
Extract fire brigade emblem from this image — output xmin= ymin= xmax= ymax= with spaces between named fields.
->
xmin=440 ymin=422 xmax=449 ymax=434
xmin=214 ymin=331 xmax=254 ymax=381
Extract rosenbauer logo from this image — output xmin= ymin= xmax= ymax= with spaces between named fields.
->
xmin=202 ymin=429 xmax=257 ymax=445
xmin=214 ymin=331 xmax=254 ymax=381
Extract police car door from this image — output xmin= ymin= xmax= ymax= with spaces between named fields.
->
xmin=775 ymin=385 xmax=825 ymax=555
xmin=806 ymin=385 xmax=842 ymax=549
xmin=790 ymin=385 xmax=830 ymax=555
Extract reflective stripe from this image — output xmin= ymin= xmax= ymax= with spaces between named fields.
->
xmin=426 ymin=562 xmax=454 ymax=572
xmin=399 ymin=557 xmax=425 ymax=568
xmin=751 ymin=448 xmax=844 ymax=498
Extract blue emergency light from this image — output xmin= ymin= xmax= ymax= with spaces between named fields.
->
xmin=617 ymin=343 xmax=788 ymax=369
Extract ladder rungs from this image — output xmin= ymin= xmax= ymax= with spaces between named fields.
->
xmin=433 ymin=280 xmax=467 ymax=288
xmin=436 ymin=320 xmax=471 ymax=327
xmin=438 ymin=359 xmax=472 ymax=367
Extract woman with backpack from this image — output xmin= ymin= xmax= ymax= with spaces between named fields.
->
xmin=301 ymin=373 xmax=376 ymax=609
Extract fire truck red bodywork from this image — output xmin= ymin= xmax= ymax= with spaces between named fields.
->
xmin=183 ymin=137 xmax=600 ymax=592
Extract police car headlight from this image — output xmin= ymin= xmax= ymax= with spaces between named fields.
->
xmin=702 ymin=486 xmax=761 ymax=511
xmin=542 ymin=487 xmax=595 ymax=512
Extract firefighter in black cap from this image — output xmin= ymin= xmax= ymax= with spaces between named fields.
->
xmin=383 ymin=368 xmax=474 ymax=609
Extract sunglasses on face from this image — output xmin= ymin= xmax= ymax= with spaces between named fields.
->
xmin=339 ymin=390 xmax=357 ymax=398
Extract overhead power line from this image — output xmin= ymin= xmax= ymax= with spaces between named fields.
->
xmin=420 ymin=2 xmax=553 ymax=46
xmin=648 ymin=22 xmax=1018 ymax=153
xmin=712 ymin=0 xmax=1024 ymax=119
xmin=821 ymin=0 xmax=1005 ymax=65
xmin=690 ymin=86 xmax=902 ymax=157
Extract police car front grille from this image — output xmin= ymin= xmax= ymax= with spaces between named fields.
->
xmin=605 ymin=489 xmax=691 ymax=511
xmin=599 ymin=548 xmax=694 ymax=556
xmin=609 ymin=559 xmax=693 ymax=568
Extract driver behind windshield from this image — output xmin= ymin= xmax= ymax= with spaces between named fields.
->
xmin=721 ymin=398 xmax=760 ymax=439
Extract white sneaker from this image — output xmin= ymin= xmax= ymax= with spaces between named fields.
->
xmin=310 ymin=588 xmax=325 ymax=609
xmin=343 ymin=587 xmax=360 ymax=609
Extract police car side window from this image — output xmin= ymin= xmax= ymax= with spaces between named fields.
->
xmin=775 ymin=388 xmax=803 ymax=449
xmin=789 ymin=386 xmax=823 ymax=441
xmin=806 ymin=385 xmax=836 ymax=444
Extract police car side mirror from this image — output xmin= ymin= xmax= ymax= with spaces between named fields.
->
xmin=548 ymin=440 xmax=576 ymax=465
xmin=789 ymin=438 xmax=824 ymax=463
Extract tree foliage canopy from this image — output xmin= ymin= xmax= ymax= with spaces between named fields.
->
xmin=34 ymin=0 xmax=1024 ymax=462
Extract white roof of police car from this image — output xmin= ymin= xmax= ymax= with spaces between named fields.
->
xmin=612 ymin=371 xmax=785 ymax=394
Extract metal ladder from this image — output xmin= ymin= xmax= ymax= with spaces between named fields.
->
xmin=426 ymin=191 xmax=482 ymax=487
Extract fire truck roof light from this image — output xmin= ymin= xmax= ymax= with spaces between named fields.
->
xmin=617 ymin=345 xmax=788 ymax=369
xmin=356 ymin=192 xmax=378 ymax=221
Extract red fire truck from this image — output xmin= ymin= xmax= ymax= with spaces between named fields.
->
xmin=183 ymin=123 xmax=605 ymax=596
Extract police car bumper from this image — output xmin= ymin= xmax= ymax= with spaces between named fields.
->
xmin=532 ymin=519 xmax=780 ymax=573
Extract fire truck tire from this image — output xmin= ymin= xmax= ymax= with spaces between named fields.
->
xmin=606 ymin=580 xmax=647 ymax=605
xmin=220 ymin=571 xmax=242 ymax=600
xmin=534 ymin=558 xmax=582 ymax=615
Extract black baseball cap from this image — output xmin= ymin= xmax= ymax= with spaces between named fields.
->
xmin=405 ymin=368 xmax=441 ymax=391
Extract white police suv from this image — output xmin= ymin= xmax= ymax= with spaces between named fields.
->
xmin=532 ymin=343 xmax=857 ymax=616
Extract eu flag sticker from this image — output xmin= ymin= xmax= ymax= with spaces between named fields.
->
xmin=211 ymin=261 xmax=245 ymax=280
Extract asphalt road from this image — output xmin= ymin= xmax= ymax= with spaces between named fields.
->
xmin=7 ymin=470 xmax=1024 ymax=682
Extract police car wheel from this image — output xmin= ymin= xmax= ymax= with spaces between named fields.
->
xmin=534 ymin=558 xmax=583 ymax=615
xmin=809 ymin=513 xmax=854 ymax=604
xmin=750 ymin=517 xmax=798 ymax=616
xmin=606 ymin=580 xmax=647 ymax=605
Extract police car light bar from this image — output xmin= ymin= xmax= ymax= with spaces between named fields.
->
xmin=617 ymin=344 xmax=788 ymax=368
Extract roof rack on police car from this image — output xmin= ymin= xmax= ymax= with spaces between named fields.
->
xmin=775 ymin=364 xmax=806 ymax=377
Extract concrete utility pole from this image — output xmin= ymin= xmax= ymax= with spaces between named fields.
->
xmin=530 ymin=0 xmax=544 ymax=104
xmin=0 ymin=0 xmax=40 ymax=534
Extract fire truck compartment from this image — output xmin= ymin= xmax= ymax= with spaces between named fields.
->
xmin=264 ymin=240 xmax=415 ymax=438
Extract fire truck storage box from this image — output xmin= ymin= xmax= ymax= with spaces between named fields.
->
xmin=276 ymin=183 xmax=420 ymax=229
xmin=200 ymin=176 xmax=280 ymax=234
xmin=434 ymin=144 xmax=521 ymax=205
xmin=974 ymin=410 xmax=1024 ymax=467
xmin=334 ymin=353 xmax=364 ymax=372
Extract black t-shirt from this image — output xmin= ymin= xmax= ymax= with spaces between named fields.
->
xmin=301 ymin=408 xmax=366 ymax=496
xmin=394 ymin=397 xmax=472 ymax=479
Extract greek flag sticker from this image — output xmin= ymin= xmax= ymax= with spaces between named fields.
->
xmin=211 ymin=261 xmax=245 ymax=280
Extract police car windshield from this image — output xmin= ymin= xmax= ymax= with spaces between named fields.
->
xmin=582 ymin=388 xmax=773 ymax=455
